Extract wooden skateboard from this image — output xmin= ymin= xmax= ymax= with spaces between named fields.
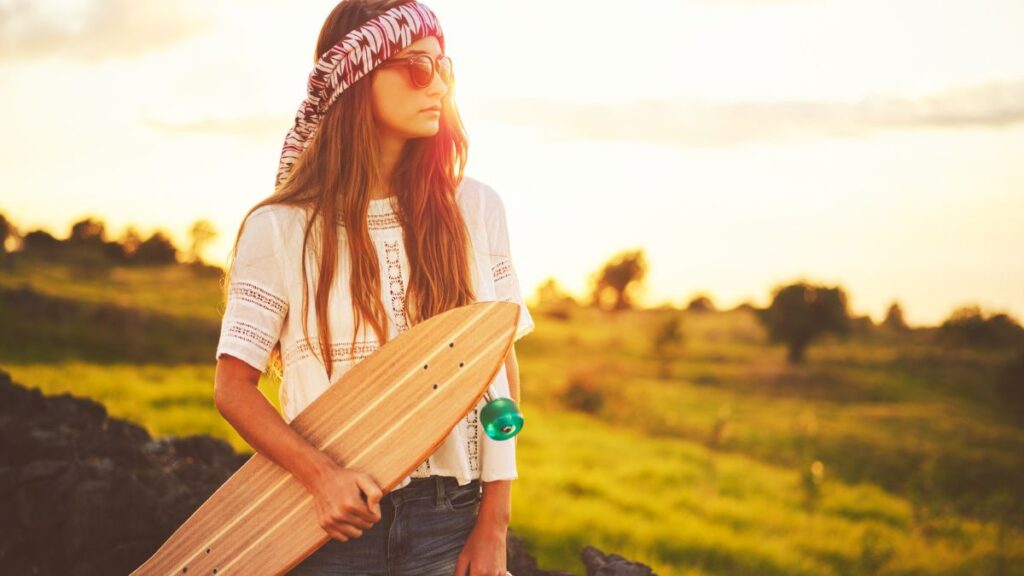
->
xmin=131 ymin=301 xmax=522 ymax=576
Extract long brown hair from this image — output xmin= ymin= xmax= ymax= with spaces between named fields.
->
xmin=222 ymin=0 xmax=474 ymax=381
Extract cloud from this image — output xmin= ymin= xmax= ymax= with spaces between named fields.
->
xmin=142 ymin=115 xmax=289 ymax=140
xmin=862 ymin=80 xmax=1024 ymax=129
xmin=473 ymin=79 xmax=1024 ymax=147
xmin=0 ymin=0 xmax=211 ymax=62
xmin=138 ymin=79 xmax=1024 ymax=148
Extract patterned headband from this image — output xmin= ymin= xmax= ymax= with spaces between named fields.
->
xmin=276 ymin=2 xmax=444 ymax=186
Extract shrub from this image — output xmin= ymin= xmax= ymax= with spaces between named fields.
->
xmin=558 ymin=368 xmax=606 ymax=414
xmin=936 ymin=305 xmax=1024 ymax=349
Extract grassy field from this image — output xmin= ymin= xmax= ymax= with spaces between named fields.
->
xmin=2 ymin=260 xmax=1022 ymax=575
xmin=0 ymin=257 xmax=226 ymax=323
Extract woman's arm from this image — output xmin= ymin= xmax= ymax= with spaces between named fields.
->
xmin=214 ymin=355 xmax=335 ymax=487
xmin=457 ymin=345 xmax=519 ymax=574
xmin=213 ymin=354 xmax=383 ymax=541
xmin=477 ymin=343 xmax=520 ymax=527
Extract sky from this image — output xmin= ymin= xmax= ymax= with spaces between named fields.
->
xmin=1 ymin=0 xmax=1022 ymax=327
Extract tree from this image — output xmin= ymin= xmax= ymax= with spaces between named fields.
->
xmin=686 ymin=294 xmax=716 ymax=313
xmin=535 ymin=277 xmax=570 ymax=306
xmin=589 ymin=248 xmax=648 ymax=312
xmin=0 ymin=212 xmax=12 ymax=255
xmin=731 ymin=301 xmax=759 ymax=313
xmin=188 ymin=219 xmax=218 ymax=265
xmin=0 ymin=212 xmax=18 ymax=271
xmin=850 ymin=314 xmax=875 ymax=336
xmin=758 ymin=281 xmax=852 ymax=364
xmin=882 ymin=301 xmax=909 ymax=332
xmin=532 ymin=276 xmax=576 ymax=320
xmin=68 ymin=217 xmax=106 ymax=244
xmin=118 ymin=226 xmax=143 ymax=260
xmin=133 ymin=231 xmax=178 ymax=265
xmin=936 ymin=305 xmax=1024 ymax=349
xmin=66 ymin=216 xmax=135 ymax=267
xmin=22 ymin=230 xmax=61 ymax=258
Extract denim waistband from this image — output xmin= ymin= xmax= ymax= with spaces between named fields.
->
xmin=386 ymin=475 xmax=480 ymax=507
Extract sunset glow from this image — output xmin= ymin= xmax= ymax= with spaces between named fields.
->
xmin=2 ymin=0 xmax=1022 ymax=326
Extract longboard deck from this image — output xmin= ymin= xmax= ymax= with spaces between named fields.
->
xmin=131 ymin=301 xmax=520 ymax=576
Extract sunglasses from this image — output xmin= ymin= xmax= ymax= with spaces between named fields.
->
xmin=377 ymin=54 xmax=454 ymax=89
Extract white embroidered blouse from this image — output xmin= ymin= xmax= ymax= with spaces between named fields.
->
xmin=214 ymin=176 xmax=534 ymax=489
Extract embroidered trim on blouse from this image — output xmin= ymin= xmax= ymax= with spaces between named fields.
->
xmin=465 ymin=405 xmax=480 ymax=472
xmin=336 ymin=212 xmax=401 ymax=230
xmin=492 ymin=259 xmax=513 ymax=282
xmin=228 ymin=281 xmax=288 ymax=317
xmin=383 ymin=237 xmax=432 ymax=475
xmin=282 ymin=338 xmax=379 ymax=365
xmin=384 ymin=239 xmax=410 ymax=331
xmin=225 ymin=320 xmax=276 ymax=353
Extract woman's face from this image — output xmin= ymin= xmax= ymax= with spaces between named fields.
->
xmin=370 ymin=35 xmax=448 ymax=142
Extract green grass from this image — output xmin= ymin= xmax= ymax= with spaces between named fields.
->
xmin=3 ymin=261 xmax=1023 ymax=574
xmin=7 ymin=358 xmax=1019 ymax=575
xmin=514 ymin=407 xmax=1021 ymax=575
xmin=2 ymin=361 xmax=281 ymax=452
xmin=0 ymin=256 xmax=226 ymax=323
xmin=523 ymin=307 xmax=1024 ymax=527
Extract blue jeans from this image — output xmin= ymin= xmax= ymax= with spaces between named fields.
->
xmin=288 ymin=475 xmax=482 ymax=576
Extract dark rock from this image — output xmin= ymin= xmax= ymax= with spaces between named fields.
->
xmin=582 ymin=545 xmax=658 ymax=575
xmin=506 ymin=530 xmax=576 ymax=576
xmin=0 ymin=369 xmax=243 ymax=574
xmin=0 ymin=368 xmax=658 ymax=575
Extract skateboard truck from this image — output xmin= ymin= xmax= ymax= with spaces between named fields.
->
xmin=480 ymin=384 xmax=524 ymax=441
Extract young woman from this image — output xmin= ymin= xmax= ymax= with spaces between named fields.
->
xmin=211 ymin=1 xmax=533 ymax=575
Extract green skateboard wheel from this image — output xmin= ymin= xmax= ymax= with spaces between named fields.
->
xmin=480 ymin=397 xmax=524 ymax=440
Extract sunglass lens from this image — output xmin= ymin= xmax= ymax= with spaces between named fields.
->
xmin=410 ymin=58 xmax=433 ymax=87
xmin=439 ymin=58 xmax=453 ymax=85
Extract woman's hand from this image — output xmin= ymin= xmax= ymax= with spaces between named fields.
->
xmin=454 ymin=522 xmax=507 ymax=576
xmin=304 ymin=454 xmax=384 ymax=542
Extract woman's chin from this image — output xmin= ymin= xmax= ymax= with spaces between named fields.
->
xmin=408 ymin=121 xmax=441 ymax=139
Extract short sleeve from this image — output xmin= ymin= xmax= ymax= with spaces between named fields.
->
xmin=483 ymin=185 xmax=535 ymax=342
xmin=215 ymin=206 xmax=289 ymax=373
